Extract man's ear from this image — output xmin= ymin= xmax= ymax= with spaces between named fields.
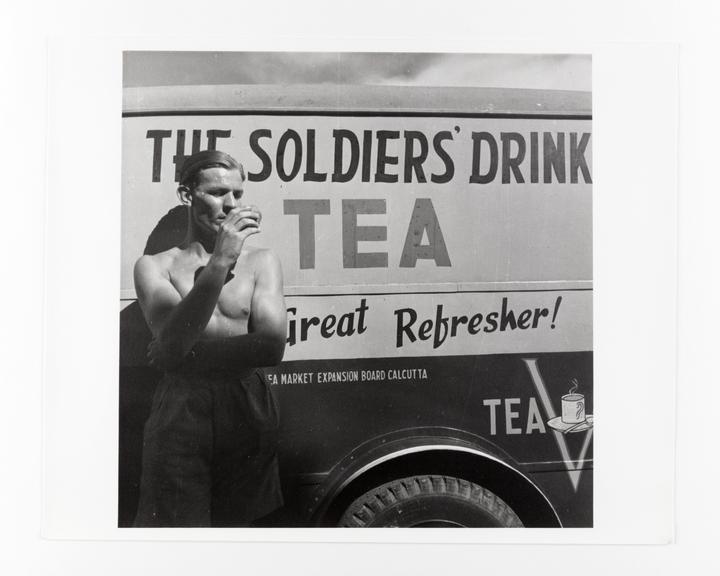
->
xmin=177 ymin=185 xmax=192 ymax=205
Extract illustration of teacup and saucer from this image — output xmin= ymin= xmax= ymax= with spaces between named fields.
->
xmin=547 ymin=379 xmax=594 ymax=434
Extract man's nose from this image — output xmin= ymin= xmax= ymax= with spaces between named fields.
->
xmin=222 ymin=192 xmax=238 ymax=212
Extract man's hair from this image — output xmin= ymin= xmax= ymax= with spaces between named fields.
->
xmin=179 ymin=150 xmax=246 ymax=190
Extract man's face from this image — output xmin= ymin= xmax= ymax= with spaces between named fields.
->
xmin=189 ymin=166 xmax=245 ymax=236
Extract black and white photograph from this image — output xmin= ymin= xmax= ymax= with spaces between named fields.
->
xmin=119 ymin=51 xmax=593 ymax=528
xmin=10 ymin=0 xmax=713 ymax=572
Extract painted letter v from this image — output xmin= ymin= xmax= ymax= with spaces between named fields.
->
xmin=523 ymin=358 xmax=593 ymax=492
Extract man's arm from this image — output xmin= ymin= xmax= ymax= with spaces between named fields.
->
xmin=135 ymin=206 xmax=261 ymax=369
xmin=191 ymin=249 xmax=287 ymax=370
xmin=134 ymin=254 xmax=232 ymax=367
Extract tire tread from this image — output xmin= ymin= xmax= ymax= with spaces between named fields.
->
xmin=339 ymin=474 xmax=524 ymax=528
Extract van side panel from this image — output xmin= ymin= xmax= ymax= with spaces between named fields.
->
xmin=120 ymin=87 xmax=592 ymax=527
xmin=121 ymin=114 xmax=592 ymax=296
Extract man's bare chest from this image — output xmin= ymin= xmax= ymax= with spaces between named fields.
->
xmin=168 ymin=260 xmax=256 ymax=334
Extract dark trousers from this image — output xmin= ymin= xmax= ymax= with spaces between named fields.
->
xmin=133 ymin=369 xmax=283 ymax=527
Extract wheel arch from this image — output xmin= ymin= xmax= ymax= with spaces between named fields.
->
xmin=310 ymin=427 xmax=562 ymax=527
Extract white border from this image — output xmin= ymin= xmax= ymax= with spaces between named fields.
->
xmin=40 ymin=37 xmax=676 ymax=545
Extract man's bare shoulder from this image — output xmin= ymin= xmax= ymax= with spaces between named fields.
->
xmin=243 ymin=246 xmax=282 ymax=271
xmin=134 ymin=248 xmax=183 ymax=279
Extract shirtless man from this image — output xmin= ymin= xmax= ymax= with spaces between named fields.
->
xmin=132 ymin=150 xmax=287 ymax=527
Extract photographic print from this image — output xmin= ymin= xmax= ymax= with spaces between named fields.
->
xmin=119 ymin=51 xmax=593 ymax=528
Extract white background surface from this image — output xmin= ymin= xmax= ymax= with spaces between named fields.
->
xmin=2 ymin=0 xmax=716 ymax=573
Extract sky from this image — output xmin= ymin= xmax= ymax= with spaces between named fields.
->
xmin=123 ymin=52 xmax=591 ymax=91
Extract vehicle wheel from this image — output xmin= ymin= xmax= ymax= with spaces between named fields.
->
xmin=338 ymin=475 xmax=524 ymax=527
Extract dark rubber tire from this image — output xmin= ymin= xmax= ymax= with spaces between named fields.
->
xmin=338 ymin=475 xmax=524 ymax=528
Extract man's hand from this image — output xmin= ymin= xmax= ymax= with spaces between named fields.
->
xmin=212 ymin=206 xmax=262 ymax=266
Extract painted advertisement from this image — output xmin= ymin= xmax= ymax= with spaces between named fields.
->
xmin=120 ymin=76 xmax=592 ymax=529
xmin=121 ymin=113 xmax=592 ymax=296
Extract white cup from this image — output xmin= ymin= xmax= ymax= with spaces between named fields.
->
xmin=561 ymin=393 xmax=585 ymax=424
